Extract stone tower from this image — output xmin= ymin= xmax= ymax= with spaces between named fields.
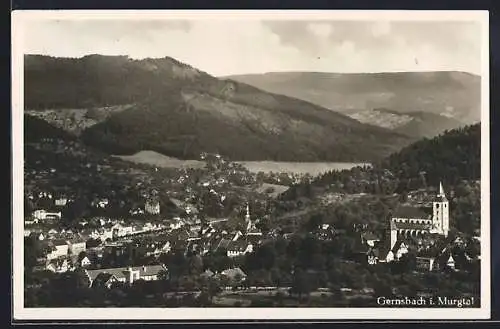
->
xmin=432 ymin=182 xmax=450 ymax=237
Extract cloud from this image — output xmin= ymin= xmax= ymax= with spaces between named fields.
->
xmin=371 ymin=21 xmax=391 ymax=37
xmin=22 ymin=18 xmax=482 ymax=76
xmin=307 ymin=23 xmax=334 ymax=38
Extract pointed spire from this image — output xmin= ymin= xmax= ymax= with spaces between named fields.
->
xmin=439 ymin=182 xmax=445 ymax=196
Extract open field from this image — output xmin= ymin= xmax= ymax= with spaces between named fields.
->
xmin=115 ymin=151 xmax=206 ymax=169
xmin=115 ymin=150 xmax=370 ymax=176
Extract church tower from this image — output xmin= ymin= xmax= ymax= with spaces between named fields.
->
xmin=432 ymin=182 xmax=450 ymax=237
xmin=245 ymin=203 xmax=252 ymax=231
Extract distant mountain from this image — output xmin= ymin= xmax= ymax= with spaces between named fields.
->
xmin=24 ymin=55 xmax=414 ymax=162
xmin=226 ymin=71 xmax=481 ymax=137
xmin=345 ymin=108 xmax=466 ymax=139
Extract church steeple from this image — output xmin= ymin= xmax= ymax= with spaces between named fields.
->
xmin=246 ymin=203 xmax=250 ymax=220
xmin=245 ymin=203 xmax=252 ymax=231
xmin=432 ymin=181 xmax=449 ymax=237
xmin=438 ymin=182 xmax=446 ymax=198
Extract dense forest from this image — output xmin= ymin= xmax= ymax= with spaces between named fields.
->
xmin=381 ymin=124 xmax=481 ymax=186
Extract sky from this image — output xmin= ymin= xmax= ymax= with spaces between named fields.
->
xmin=21 ymin=18 xmax=483 ymax=76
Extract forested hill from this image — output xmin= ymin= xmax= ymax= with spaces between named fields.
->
xmin=381 ymin=123 xmax=480 ymax=186
xmin=284 ymin=123 xmax=481 ymax=198
xmin=24 ymin=114 xmax=75 ymax=143
xmin=24 ymin=54 xmax=413 ymax=163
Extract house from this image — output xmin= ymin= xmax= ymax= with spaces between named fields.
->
xmin=92 ymin=272 xmax=119 ymax=289
xmin=84 ymin=264 xmax=168 ymax=287
xmin=54 ymin=197 xmax=68 ymax=207
xmin=79 ymin=255 xmax=92 ymax=267
xmin=384 ymin=240 xmax=409 ymax=262
xmin=214 ymin=238 xmax=231 ymax=252
xmin=47 ymin=228 xmax=59 ymax=236
xmin=46 ymin=239 xmax=69 ymax=260
xmin=33 ymin=210 xmax=62 ymax=221
xmin=232 ymin=231 xmax=243 ymax=242
xmin=187 ymin=231 xmax=201 ymax=242
xmin=226 ymin=240 xmax=253 ymax=257
xmin=156 ymin=241 xmax=171 ymax=255
xmin=361 ymin=232 xmax=380 ymax=247
xmin=25 ymin=218 xmax=39 ymax=225
xmin=145 ymin=199 xmax=160 ymax=215
xmin=93 ymin=198 xmax=109 ymax=209
xmin=46 ymin=258 xmax=70 ymax=273
xmin=111 ymin=224 xmax=134 ymax=238
xmin=29 ymin=232 xmax=45 ymax=241
xmin=416 ymin=256 xmax=436 ymax=271
xmin=366 ymin=248 xmax=380 ymax=265
xmin=446 ymin=254 xmax=456 ymax=270
xmin=67 ymin=237 xmax=87 ymax=255
xmin=98 ymin=228 xmax=114 ymax=241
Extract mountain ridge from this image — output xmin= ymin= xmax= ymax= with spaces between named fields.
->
xmin=24 ymin=54 xmax=414 ymax=162
xmin=226 ymin=71 xmax=481 ymax=135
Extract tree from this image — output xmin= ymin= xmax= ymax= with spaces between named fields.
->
xmin=290 ymin=269 xmax=312 ymax=300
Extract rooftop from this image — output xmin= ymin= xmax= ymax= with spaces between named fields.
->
xmin=392 ymin=205 xmax=432 ymax=220
xmin=86 ymin=264 xmax=166 ymax=282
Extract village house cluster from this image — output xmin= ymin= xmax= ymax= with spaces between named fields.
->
xmin=24 ymin=150 xmax=480 ymax=297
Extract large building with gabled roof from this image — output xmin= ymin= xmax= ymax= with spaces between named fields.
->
xmin=389 ymin=182 xmax=450 ymax=251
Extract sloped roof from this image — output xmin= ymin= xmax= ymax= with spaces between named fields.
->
xmin=86 ymin=264 xmax=166 ymax=282
xmin=216 ymin=238 xmax=231 ymax=250
xmin=50 ymin=239 xmax=69 ymax=247
xmin=362 ymin=232 xmax=380 ymax=241
xmin=227 ymin=240 xmax=251 ymax=252
xmin=392 ymin=206 xmax=432 ymax=220
xmin=92 ymin=272 xmax=116 ymax=287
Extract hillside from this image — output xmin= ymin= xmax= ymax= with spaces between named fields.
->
xmin=24 ymin=114 xmax=76 ymax=142
xmin=226 ymin=71 xmax=481 ymax=137
xmin=381 ymin=123 xmax=481 ymax=186
xmin=24 ymin=55 xmax=413 ymax=162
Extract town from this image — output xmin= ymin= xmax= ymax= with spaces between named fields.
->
xmin=24 ymin=146 xmax=481 ymax=308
